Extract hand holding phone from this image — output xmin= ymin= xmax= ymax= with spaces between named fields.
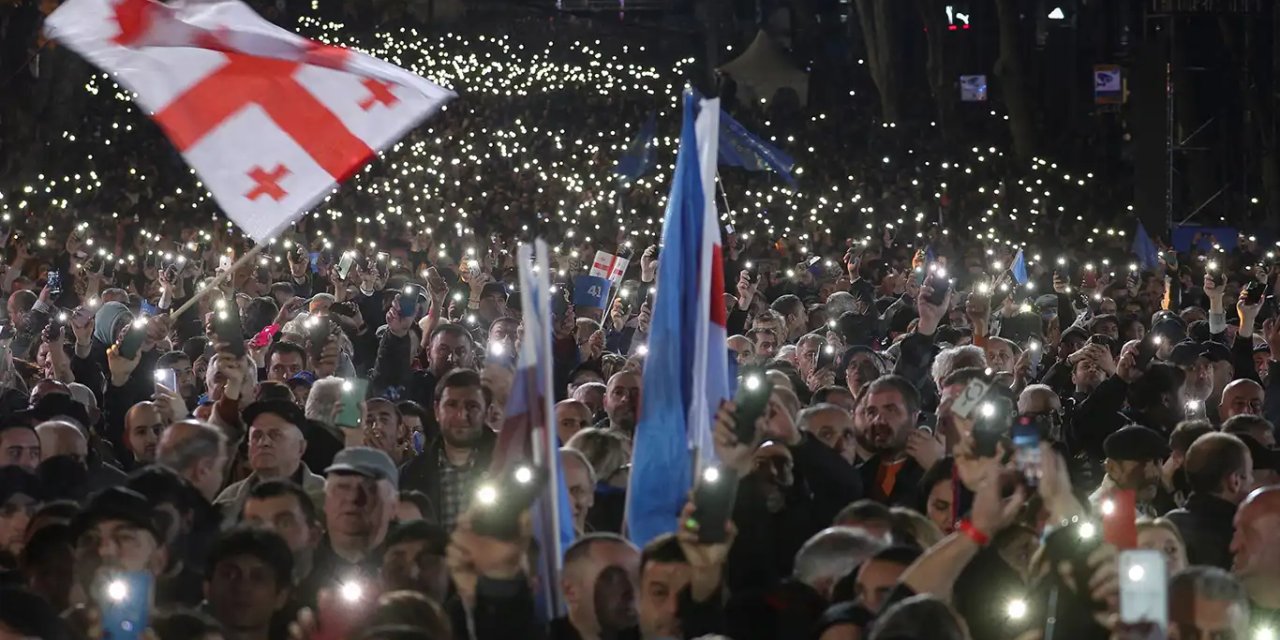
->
xmin=1118 ymin=550 xmax=1168 ymax=632
xmin=471 ymin=465 xmax=547 ymax=540
xmin=689 ymin=466 xmax=739 ymax=544
xmin=732 ymin=369 xmax=773 ymax=445
xmin=335 ymin=378 xmax=369 ymax=428
xmin=117 ymin=318 xmax=149 ymax=360
xmin=154 ymin=368 xmax=179 ymax=393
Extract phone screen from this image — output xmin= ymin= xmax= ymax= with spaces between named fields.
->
xmin=1118 ymin=550 xmax=1168 ymax=631
xmin=154 ymin=368 xmax=178 ymax=393
xmin=335 ymin=378 xmax=369 ymax=429
xmin=99 ymin=571 xmax=153 ymax=640
xmin=1010 ymin=416 xmax=1042 ymax=487
xmin=336 ymin=254 xmax=355 ymax=280
xmin=47 ymin=270 xmax=63 ymax=296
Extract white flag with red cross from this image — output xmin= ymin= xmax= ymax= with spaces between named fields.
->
xmin=589 ymin=250 xmax=629 ymax=283
xmin=44 ymin=0 xmax=456 ymax=243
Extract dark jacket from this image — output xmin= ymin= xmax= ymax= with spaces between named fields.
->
xmin=857 ymin=453 xmax=926 ymax=508
xmin=1165 ymin=493 xmax=1239 ymax=570
xmin=398 ymin=429 xmax=497 ymax=526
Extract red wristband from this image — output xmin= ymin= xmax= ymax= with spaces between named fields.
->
xmin=957 ymin=519 xmax=990 ymax=546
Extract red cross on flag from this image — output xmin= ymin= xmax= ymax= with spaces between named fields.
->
xmin=44 ymin=0 xmax=455 ymax=242
xmin=589 ymin=250 xmax=629 ymax=283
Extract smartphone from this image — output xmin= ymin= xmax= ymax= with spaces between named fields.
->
xmin=1027 ymin=339 xmax=1043 ymax=379
xmin=335 ymin=378 xmax=369 ymax=428
xmin=1101 ymin=488 xmax=1138 ymax=550
xmin=117 ymin=318 xmax=149 ymax=360
xmin=951 ymin=378 xmax=994 ymax=420
xmin=691 ymin=466 xmax=740 ymax=544
xmin=399 ymin=285 xmax=419 ymax=318
xmin=213 ymin=306 xmax=246 ymax=358
xmin=98 ymin=571 xmax=152 ymax=640
xmin=471 ymin=464 xmax=547 ymax=539
xmin=154 ymin=368 xmax=178 ymax=393
xmin=46 ymin=269 xmax=63 ymax=297
xmin=1010 ymin=415 xmax=1043 ymax=488
xmin=315 ymin=578 xmax=378 ymax=640
xmin=1118 ymin=550 xmax=1168 ymax=631
xmin=1244 ymin=280 xmax=1266 ymax=305
xmin=44 ymin=311 xmax=68 ymax=343
xmin=306 ymin=315 xmax=329 ymax=362
xmin=336 ymin=253 xmax=355 ymax=280
xmin=411 ymin=431 xmax=425 ymax=455
xmin=309 ymin=251 xmax=322 ymax=274
xmin=732 ymin=368 xmax=773 ymax=445
xmin=1162 ymin=250 xmax=1178 ymax=271
xmin=219 ymin=253 xmax=234 ymax=273
xmin=925 ymin=270 xmax=951 ymax=306
xmin=1135 ymin=335 xmax=1160 ymax=370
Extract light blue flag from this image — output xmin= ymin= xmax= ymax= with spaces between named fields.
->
xmin=1011 ymin=249 xmax=1028 ymax=285
xmin=614 ymin=113 xmax=658 ymax=186
xmin=1132 ymin=221 xmax=1159 ymax=271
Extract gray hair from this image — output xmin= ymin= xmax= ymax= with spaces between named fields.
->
xmin=306 ymin=376 xmax=345 ymax=422
xmin=825 ymin=292 xmax=857 ymax=319
xmin=1169 ymin=566 xmax=1249 ymax=609
xmin=931 ymin=345 xmax=986 ymax=389
xmin=565 ymin=428 xmax=630 ymax=482
xmin=156 ymin=420 xmax=227 ymax=472
xmin=793 ymin=526 xmax=888 ymax=589
xmin=870 ymin=594 xmax=969 ymax=640
xmin=559 ymin=447 xmax=597 ymax=486
xmin=797 ymin=403 xmax=851 ymax=430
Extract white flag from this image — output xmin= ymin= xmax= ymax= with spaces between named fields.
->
xmin=589 ymin=250 xmax=629 ymax=283
xmin=44 ymin=0 xmax=456 ymax=242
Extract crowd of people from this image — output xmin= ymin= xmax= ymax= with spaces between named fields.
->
xmin=2 ymin=1 xmax=1280 ymax=640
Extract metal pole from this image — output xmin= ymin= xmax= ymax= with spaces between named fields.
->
xmin=172 ymin=243 xmax=267 ymax=317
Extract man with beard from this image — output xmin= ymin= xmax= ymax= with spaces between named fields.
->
xmin=1169 ymin=340 xmax=1221 ymax=417
xmin=374 ymin=314 xmax=475 ymax=429
xmin=843 ymin=347 xmax=884 ymax=400
xmin=400 ymin=369 xmax=495 ymax=530
xmin=599 ymin=371 xmax=641 ymax=437
xmin=857 ymin=376 xmax=926 ymax=507
xmin=69 ymin=487 xmax=170 ymax=615
xmin=1166 ymin=433 xmax=1254 ymax=570
xmin=1089 ymin=425 xmax=1169 ymax=517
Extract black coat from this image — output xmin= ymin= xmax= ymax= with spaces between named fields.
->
xmin=1165 ymin=493 xmax=1239 ymax=570
xmin=398 ymin=428 xmax=497 ymax=526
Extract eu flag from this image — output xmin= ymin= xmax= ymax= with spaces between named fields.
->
xmin=614 ymin=113 xmax=658 ymax=186
xmin=1132 ymin=221 xmax=1159 ymax=271
xmin=718 ymin=108 xmax=796 ymax=187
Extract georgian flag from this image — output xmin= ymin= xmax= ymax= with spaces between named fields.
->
xmin=589 ymin=250 xmax=629 ymax=283
xmin=44 ymin=0 xmax=455 ymax=242
xmin=625 ymin=92 xmax=731 ymax=546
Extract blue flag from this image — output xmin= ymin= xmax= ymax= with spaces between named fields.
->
xmin=1011 ymin=249 xmax=1028 ymax=285
xmin=614 ymin=113 xmax=658 ymax=186
xmin=718 ymin=108 xmax=796 ymax=187
xmin=626 ymin=92 xmax=729 ymax=546
xmin=1132 ymin=221 xmax=1159 ymax=271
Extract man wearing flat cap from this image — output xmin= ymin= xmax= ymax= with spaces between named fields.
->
xmin=69 ymin=487 xmax=169 ymax=604
xmin=298 ymin=446 xmax=398 ymax=607
xmin=1089 ymin=425 xmax=1169 ymax=517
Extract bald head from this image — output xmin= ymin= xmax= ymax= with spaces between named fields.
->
xmin=157 ymin=419 xmax=229 ymax=502
xmin=1018 ymin=384 xmax=1062 ymax=415
xmin=1232 ymin=487 xmax=1280 ymax=579
xmin=34 ymin=420 xmax=87 ymax=464
xmin=1220 ymin=379 xmax=1264 ymax=421
xmin=603 ymin=371 xmax=641 ymax=434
